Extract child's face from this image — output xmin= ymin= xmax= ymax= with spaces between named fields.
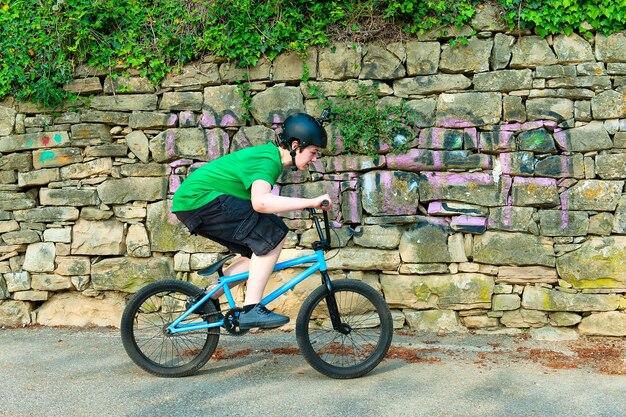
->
xmin=295 ymin=144 xmax=321 ymax=170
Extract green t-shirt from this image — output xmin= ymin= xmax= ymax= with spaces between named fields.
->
xmin=172 ymin=142 xmax=283 ymax=212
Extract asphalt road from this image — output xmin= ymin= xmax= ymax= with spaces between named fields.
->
xmin=1 ymin=327 xmax=625 ymax=417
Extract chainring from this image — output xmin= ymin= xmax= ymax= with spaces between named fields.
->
xmin=223 ymin=308 xmax=249 ymax=336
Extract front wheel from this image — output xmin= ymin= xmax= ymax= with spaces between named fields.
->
xmin=296 ymin=279 xmax=393 ymax=379
xmin=120 ymin=279 xmax=220 ymax=377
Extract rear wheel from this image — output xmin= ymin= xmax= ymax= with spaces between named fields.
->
xmin=120 ymin=279 xmax=220 ymax=377
xmin=296 ymin=279 xmax=393 ymax=379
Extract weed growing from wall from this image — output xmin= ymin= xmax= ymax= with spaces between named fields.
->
xmin=236 ymin=80 xmax=253 ymax=122
xmin=315 ymin=83 xmax=418 ymax=156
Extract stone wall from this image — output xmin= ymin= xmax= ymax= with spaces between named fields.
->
xmin=1 ymin=21 xmax=625 ymax=336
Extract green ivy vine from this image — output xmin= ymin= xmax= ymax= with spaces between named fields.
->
xmin=1 ymin=0 xmax=625 ymax=107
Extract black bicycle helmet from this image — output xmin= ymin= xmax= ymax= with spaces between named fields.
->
xmin=280 ymin=113 xmax=328 ymax=149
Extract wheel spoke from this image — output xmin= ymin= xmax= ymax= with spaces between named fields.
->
xmin=120 ymin=280 xmax=221 ymax=377
xmin=296 ymin=280 xmax=393 ymax=379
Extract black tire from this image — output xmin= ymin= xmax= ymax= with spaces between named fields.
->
xmin=120 ymin=279 xmax=220 ymax=377
xmin=296 ymin=279 xmax=393 ymax=379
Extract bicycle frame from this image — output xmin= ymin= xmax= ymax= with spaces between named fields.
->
xmin=166 ymin=209 xmax=332 ymax=335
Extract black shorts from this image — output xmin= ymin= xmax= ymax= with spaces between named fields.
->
xmin=174 ymin=195 xmax=289 ymax=258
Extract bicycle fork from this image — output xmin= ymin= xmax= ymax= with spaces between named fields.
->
xmin=321 ymin=271 xmax=350 ymax=334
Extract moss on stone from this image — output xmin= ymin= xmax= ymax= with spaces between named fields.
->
xmin=413 ymin=282 xmax=432 ymax=302
xmin=556 ymin=237 xmax=626 ymax=288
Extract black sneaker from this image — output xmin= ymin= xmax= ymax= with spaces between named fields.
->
xmin=238 ymin=304 xmax=290 ymax=330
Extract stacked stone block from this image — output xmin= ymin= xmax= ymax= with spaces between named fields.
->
xmin=0 ymin=23 xmax=625 ymax=336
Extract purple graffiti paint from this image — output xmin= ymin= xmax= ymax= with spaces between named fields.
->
xmin=451 ymin=215 xmax=487 ymax=227
xmin=451 ymin=215 xmax=487 ymax=233
xmin=380 ymin=171 xmax=394 ymax=191
xmin=286 ymin=186 xmax=302 ymax=198
xmin=432 ymin=128 xmax=446 ymax=148
xmin=500 ymin=122 xmax=522 ymax=131
xmin=520 ymin=121 xmax=544 ymax=131
xmin=502 ymin=206 xmax=512 ymax=227
xmin=179 ymin=111 xmax=194 ymax=126
xmin=502 ymin=195 xmax=514 ymax=227
xmin=328 ymin=174 xmax=352 ymax=183
xmin=561 ymin=196 xmax=569 ymax=229
xmin=481 ymin=130 xmax=515 ymax=152
xmin=553 ymin=128 xmax=568 ymax=151
xmin=421 ymin=216 xmax=449 ymax=228
xmin=273 ymin=114 xmax=283 ymax=125
xmin=464 ymin=127 xmax=477 ymax=148
xmin=199 ymin=111 xmax=216 ymax=128
xmin=500 ymin=152 xmax=514 ymax=174
xmin=311 ymin=160 xmax=324 ymax=173
xmin=169 ymin=159 xmax=194 ymax=168
xmin=419 ymin=128 xmax=464 ymax=150
xmin=560 ymin=156 xmax=570 ymax=180
xmin=220 ymin=114 xmax=237 ymax=127
xmin=206 ymin=130 xmax=228 ymax=160
xmin=378 ymin=142 xmax=391 ymax=153
xmin=493 ymin=132 xmax=518 ymax=153
xmin=444 ymin=172 xmax=494 ymax=186
xmin=166 ymin=130 xmax=176 ymax=159
xmin=363 ymin=171 xmax=418 ymax=215
xmin=437 ymin=117 xmax=473 ymax=128
xmin=169 ymin=175 xmax=183 ymax=194
xmin=432 ymin=150 xmax=443 ymax=170
xmin=513 ymin=176 xmax=556 ymax=187
xmin=418 ymin=128 xmax=432 ymax=148
xmin=386 ymin=149 xmax=446 ymax=172
xmin=502 ymin=176 xmax=513 ymax=199
xmin=190 ymin=161 xmax=207 ymax=171
xmin=427 ymin=202 xmax=444 ymax=215
xmin=541 ymin=120 xmax=558 ymax=129
xmin=347 ymin=191 xmax=359 ymax=222
xmin=335 ymin=134 xmax=345 ymax=153
xmin=500 ymin=153 xmax=512 ymax=175
xmin=386 ymin=149 xmax=419 ymax=170
xmin=329 ymin=181 xmax=341 ymax=197
xmin=166 ymin=199 xmax=178 ymax=225
xmin=168 ymin=114 xmax=179 ymax=127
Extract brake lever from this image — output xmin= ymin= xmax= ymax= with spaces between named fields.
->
xmin=322 ymin=205 xmax=331 ymax=247
xmin=308 ymin=200 xmax=332 ymax=249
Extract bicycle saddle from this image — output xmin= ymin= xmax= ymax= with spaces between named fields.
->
xmin=198 ymin=254 xmax=236 ymax=277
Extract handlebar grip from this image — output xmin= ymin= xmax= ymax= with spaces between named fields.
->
xmin=321 ymin=200 xmax=330 ymax=207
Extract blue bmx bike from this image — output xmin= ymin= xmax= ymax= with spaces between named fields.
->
xmin=120 ymin=206 xmax=393 ymax=379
